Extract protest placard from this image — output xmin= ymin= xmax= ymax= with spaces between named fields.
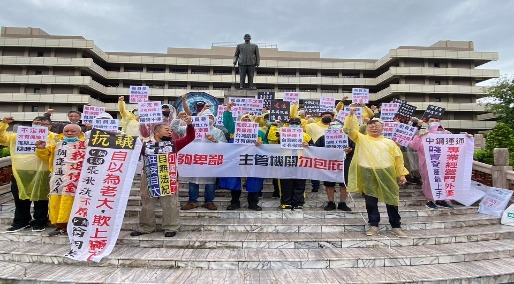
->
xmin=257 ymin=91 xmax=275 ymax=109
xmin=283 ymin=92 xmax=300 ymax=104
xmin=422 ymin=105 xmax=446 ymax=122
xmin=138 ymin=101 xmax=162 ymax=125
xmin=319 ymin=97 xmax=336 ymax=112
xmin=324 ymin=129 xmax=349 ymax=149
xmin=337 ymin=107 xmax=362 ymax=124
xmin=391 ymin=123 xmax=417 ymax=146
xmin=280 ymin=127 xmax=303 ymax=149
xmin=92 ymin=119 xmax=119 ymax=132
xmin=128 ymin=86 xmax=149 ymax=103
xmin=303 ymin=100 xmax=320 ymax=116
xmin=393 ymin=103 xmax=417 ymax=124
xmin=192 ymin=116 xmax=210 ymax=139
xmin=82 ymin=106 xmax=105 ymax=124
xmin=15 ymin=126 xmax=48 ymax=154
xmin=352 ymin=88 xmax=369 ymax=104
xmin=143 ymin=141 xmax=178 ymax=198
xmin=270 ymin=100 xmax=290 ymax=122
xmin=234 ymin=121 xmax=259 ymax=144
xmin=380 ymin=103 xmax=401 ymax=121
xmin=382 ymin=121 xmax=399 ymax=139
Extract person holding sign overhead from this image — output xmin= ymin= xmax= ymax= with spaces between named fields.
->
xmin=1 ymin=116 xmax=59 ymax=233
xmin=343 ymin=108 xmax=409 ymax=238
xmin=118 ymin=96 xmax=141 ymax=137
xmin=130 ymin=116 xmax=195 ymax=238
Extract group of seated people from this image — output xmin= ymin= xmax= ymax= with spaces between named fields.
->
xmin=0 ymin=93 xmax=452 ymax=239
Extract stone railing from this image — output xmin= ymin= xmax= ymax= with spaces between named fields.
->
xmin=471 ymin=148 xmax=514 ymax=190
xmin=0 ymin=156 xmax=12 ymax=186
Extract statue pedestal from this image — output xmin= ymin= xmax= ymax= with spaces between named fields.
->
xmin=223 ymin=89 xmax=259 ymax=103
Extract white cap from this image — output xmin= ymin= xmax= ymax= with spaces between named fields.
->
xmin=94 ymin=112 xmax=113 ymax=119
xmin=201 ymin=109 xmax=215 ymax=117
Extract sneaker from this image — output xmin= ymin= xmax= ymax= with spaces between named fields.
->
xmin=337 ymin=202 xmax=352 ymax=212
xmin=249 ymin=204 xmax=262 ymax=211
xmin=226 ymin=203 xmax=241 ymax=210
xmin=203 ymin=202 xmax=217 ymax=211
xmin=181 ymin=202 xmax=199 ymax=210
xmin=365 ymin=226 xmax=379 ymax=236
xmin=292 ymin=205 xmax=303 ymax=211
xmin=435 ymin=200 xmax=454 ymax=209
xmin=48 ymin=228 xmax=66 ymax=237
xmin=391 ymin=228 xmax=408 ymax=238
xmin=272 ymin=191 xmax=280 ymax=198
xmin=130 ymin=231 xmax=147 ymax=237
xmin=164 ymin=232 xmax=176 ymax=238
xmin=281 ymin=204 xmax=292 ymax=210
xmin=324 ymin=201 xmax=336 ymax=211
xmin=426 ymin=201 xmax=438 ymax=209
xmin=32 ymin=226 xmax=46 ymax=232
xmin=5 ymin=224 xmax=30 ymax=233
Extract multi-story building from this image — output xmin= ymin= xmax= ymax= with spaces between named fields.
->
xmin=0 ymin=26 xmax=500 ymax=132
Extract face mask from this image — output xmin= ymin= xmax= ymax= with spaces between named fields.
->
xmin=162 ymin=111 xmax=170 ymax=117
xmin=290 ymin=124 xmax=300 ymax=128
xmin=321 ymin=117 xmax=332 ymax=124
xmin=330 ymin=124 xmax=343 ymax=130
xmin=133 ymin=111 xmax=138 ymax=116
xmin=267 ymin=121 xmax=273 ymax=126
xmin=160 ymin=136 xmax=172 ymax=141
xmin=63 ymin=137 xmax=79 ymax=143
xmin=429 ymin=122 xmax=440 ymax=128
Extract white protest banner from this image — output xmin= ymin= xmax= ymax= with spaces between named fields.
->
xmin=92 ymin=119 xmax=119 ymax=132
xmin=280 ymin=127 xmax=304 ymax=149
xmin=49 ymin=140 xmax=87 ymax=198
xmin=380 ymin=103 xmax=400 ymax=121
xmin=215 ymin=105 xmax=227 ymax=125
xmin=352 ymin=88 xmax=369 ymax=104
xmin=382 ymin=122 xmax=399 ymax=139
xmin=246 ymin=98 xmax=264 ymax=117
xmin=319 ymin=97 xmax=336 ymax=112
xmin=234 ymin=121 xmax=259 ymax=144
xmin=337 ymin=107 xmax=362 ymax=124
xmin=283 ymin=92 xmax=300 ymax=104
xmin=15 ymin=126 xmax=48 ymax=154
xmin=66 ymin=129 xmax=142 ymax=262
xmin=128 ymin=86 xmax=149 ymax=103
xmin=422 ymin=134 xmax=474 ymax=200
xmin=177 ymin=143 xmax=345 ymax=182
xmin=83 ymin=106 xmax=105 ymax=124
xmin=138 ymin=101 xmax=162 ymax=125
xmin=192 ymin=116 xmax=210 ymax=139
xmin=391 ymin=123 xmax=417 ymax=146
xmin=324 ymin=129 xmax=349 ymax=149
xmin=454 ymin=181 xmax=487 ymax=206
xmin=143 ymin=141 xmax=178 ymax=197
xmin=479 ymin=187 xmax=513 ymax=217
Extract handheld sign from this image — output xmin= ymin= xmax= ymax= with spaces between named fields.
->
xmin=393 ymin=103 xmax=417 ymax=124
xmin=234 ymin=121 xmax=259 ymax=144
xmin=283 ymin=92 xmax=300 ymax=104
xmin=216 ymin=105 xmax=227 ymax=125
xmin=280 ymin=127 xmax=303 ymax=149
xmin=15 ymin=126 xmax=48 ymax=154
xmin=319 ymin=97 xmax=336 ymax=112
xmin=380 ymin=103 xmax=400 ymax=121
xmin=324 ymin=129 xmax=349 ymax=149
xmin=129 ymin=86 xmax=149 ymax=103
xmin=257 ymin=91 xmax=275 ymax=109
xmin=391 ymin=98 xmax=407 ymax=105
xmin=92 ymin=119 xmax=119 ymax=132
xmin=192 ymin=116 xmax=210 ymax=139
xmin=303 ymin=100 xmax=320 ymax=116
xmin=82 ymin=106 xmax=105 ymax=124
xmin=422 ymin=105 xmax=446 ymax=122
xmin=382 ymin=122 xmax=399 ymax=139
xmin=352 ymin=88 xmax=369 ymax=104
xmin=138 ymin=101 xmax=163 ymax=125
xmin=391 ymin=123 xmax=417 ymax=146
xmin=337 ymin=107 xmax=363 ymax=124
xmin=270 ymin=100 xmax=290 ymax=122
xmin=246 ymin=98 xmax=264 ymax=117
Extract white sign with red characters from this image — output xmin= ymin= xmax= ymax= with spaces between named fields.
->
xmin=92 ymin=119 xmax=119 ymax=132
xmin=215 ymin=105 xmax=227 ymax=125
xmin=382 ymin=121 xmax=400 ymax=139
xmin=234 ymin=121 xmax=259 ymax=144
xmin=352 ymin=88 xmax=369 ymax=104
xmin=49 ymin=140 xmax=87 ymax=198
xmin=380 ymin=103 xmax=401 ymax=122
xmin=280 ymin=127 xmax=304 ymax=149
xmin=15 ymin=126 xmax=49 ymax=154
xmin=138 ymin=101 xmax=163 ymax=125
xmin=128 ymin=86 xmax=150 ymax=103
xmin=192 ymin=116 xmax=210 ymax=139
xmin=337 ymin=107 xmax=363 ymax=124
xmin=82 ymin=106 xmax=106 ymax=124
xmin=324 ymin=129 xmax=349 ymax=149
xmin=391 ymin=123 xmax=417 ymax=146
xmin=319 ymin=97 xmax=336 ymax=112
xmin=283 ymin=92 xmax=300 ymax=104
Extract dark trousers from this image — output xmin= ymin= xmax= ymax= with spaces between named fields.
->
xmin=279 ymin=179 xmax=306 ymax=206
xmin=311 ymin=180 xmax=320 ymax=190
xmin=272 ymin=178 xmax=279 ymax=193
xmin=239 ymin=65 xmax=255 ymax=88
xmin=11 ymin=176 xmax=49 ymax=227
xmin=364 ymin=194 xmax=401 ymax=228
xmin=230 ymin=190 xmax=242 ymax=205
xmin=247 ymin=192 xmax=259 ymax=207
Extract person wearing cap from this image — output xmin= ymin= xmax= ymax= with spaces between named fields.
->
xmin=314 ymin=119 xmax=353 ymax=211
xmin=181 ymin=109 xmax=227 ymax=211
xmin=268 ymin=117 xmax=314 ymax=210
xmin=305 ymin=110 xmax=334 ymax=192
xmin=343 ymin=108 xmax=409 ymax=238
xmin=408 ymin=118 xmax=456 ymax=209
xmin=218 ymin=103 xmax=267 ymax=211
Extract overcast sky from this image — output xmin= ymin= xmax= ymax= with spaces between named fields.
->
xmin=1 ymin=0 xmax=512 ymax=84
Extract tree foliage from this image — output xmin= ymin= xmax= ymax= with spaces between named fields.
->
xmin=474 ymin=122 xmax=514 ymax=166
xmin=484 ymin=77 xmax=514 ymax=124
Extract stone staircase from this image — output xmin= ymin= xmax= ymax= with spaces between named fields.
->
xmin=0 ymin=179 xmax=513 ymax=283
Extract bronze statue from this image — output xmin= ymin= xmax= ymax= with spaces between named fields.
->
xmin=233 ymin=34 xmax=260 ymax=89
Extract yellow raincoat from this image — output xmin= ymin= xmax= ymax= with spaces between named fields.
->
xmin=0 ymin=122 xmax=58 ymax=201
xmin=267 ymin=125 xmax=312 ymax=145
xmin=36 ymin=139 xmax=86 ymax=225
xmin=118 ymin=100 xmax=141 ymax=137
xmin=343 ymin=115 xmax=408 ymax=206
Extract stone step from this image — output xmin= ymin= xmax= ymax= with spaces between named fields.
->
xmin=0 ymin=239 xmax=513 ymax=269
xmin=123 ymin=205 xmax=478 ymax=219
xmin=2 ymin=224 xmax=512 ymax=249
xmin=117 ymin=213 xmax=499 ymax=232
xmin=1 ymin=258 xmax=513 ymax=283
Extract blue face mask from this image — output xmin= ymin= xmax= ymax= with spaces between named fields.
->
xmin=267 ymin=121 xmax=273 ymax=126
xmin=289 ymin=124 xmax=300 ymax=128
xmin=63 ymin=137 xmax=79 ymax=143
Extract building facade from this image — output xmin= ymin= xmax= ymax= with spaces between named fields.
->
xmin=0 ymin=27 xmax=500 ymax=132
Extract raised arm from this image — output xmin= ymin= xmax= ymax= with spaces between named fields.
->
xmin=0 ymin=117 xmax=15 ymax=146
xmin=181 ymin=94 xmax=192 ymax=116
xmin=342 ymin=109 xmax=361 ymax=143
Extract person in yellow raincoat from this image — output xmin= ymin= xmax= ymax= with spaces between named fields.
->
xmin=35 ymin=124 xmax=85 ymax=236
xmin=118 ymin=96 xmax=142 ymax=137
xmin=0 ymin=116 xmax=59 ymax=233
xmin=343 ymin=108 xmax=409 ymax=238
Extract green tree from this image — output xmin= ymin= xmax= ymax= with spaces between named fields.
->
xmin=483 ymin=77 xmax=514 ymax=124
